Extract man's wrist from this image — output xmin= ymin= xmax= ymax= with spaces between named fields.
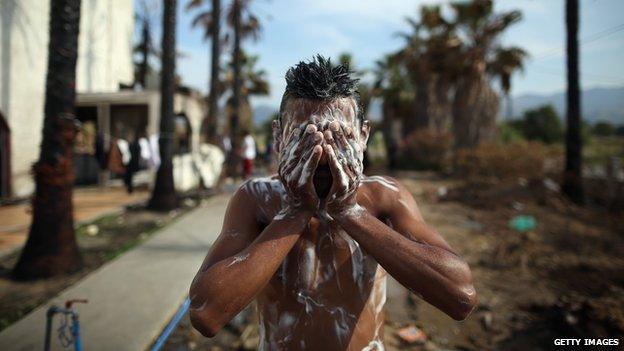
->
xmin=274 ymin=205 xmax=314 ymax=222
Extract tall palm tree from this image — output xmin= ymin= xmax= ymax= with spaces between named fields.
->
xmin=398 ymin=5 xmax=460 ymax=135
xmin=226 ymin=0 xmax=260 ymax=175
xmin=373 ymin=54 xmax=414 ymax=169
xmin=450 ymin=0 xmax=522 ymax=149
xmin=562 ymin=0 xmax=584 ymax=204
xmin=223 ymin=51 xmax=269 ymax=132
xmin=134 ymin=1 xmax=159 ymax=89
xmin=148 ymin=0 xmax=178 ymax=211
xmin=13 ymin=0 xmax=82 ymax=279
xmin=187 ymin=0 xmax=222 ymax=141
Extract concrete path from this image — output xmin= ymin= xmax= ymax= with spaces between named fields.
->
xmin=0 ymin=193 xmax=230 ymax=351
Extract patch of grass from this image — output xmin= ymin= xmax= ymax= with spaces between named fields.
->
xmin=75 ymin=213 xmax=120 ymax=238
xmin=584 ymin=136 xmax=624 ymax=167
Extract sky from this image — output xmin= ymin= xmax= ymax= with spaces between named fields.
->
xmin=164 ymin=0 xmax=624 ymax=110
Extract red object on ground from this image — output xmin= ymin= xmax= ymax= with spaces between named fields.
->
xmin=397 ymin=325 xmax=427 ymax=344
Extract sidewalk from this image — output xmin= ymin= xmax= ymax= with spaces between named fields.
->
xmin=0 ymin=193 xmax=230 ymax=351
xmin=0 ymin=187 xmax=148 ymax=258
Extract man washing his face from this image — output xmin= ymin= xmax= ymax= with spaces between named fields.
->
xmin=189 ymin=56 xmax=476 ymax=350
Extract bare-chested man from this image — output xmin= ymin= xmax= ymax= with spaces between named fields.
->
xmin=189 ymin=56 xmax=476 ymax=351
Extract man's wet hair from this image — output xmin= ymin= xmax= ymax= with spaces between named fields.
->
xmin=279 ymin=55 xmax=362 ymax=124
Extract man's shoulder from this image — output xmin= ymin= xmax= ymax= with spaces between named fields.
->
xmin=236 ymin=176 xmax=284 ymax=201
xmin=360 ymin=175 xmax=403 ymax=193
xmin=358 ymin=175 xmax=409 ymax=214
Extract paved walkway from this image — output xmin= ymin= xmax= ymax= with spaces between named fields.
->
xmin=0 ymin=193 xmax=229 ymax=351
xmin=0 ymin=187 xmax=148 ymax=257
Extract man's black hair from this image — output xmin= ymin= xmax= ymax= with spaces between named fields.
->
xmin=279 ymin=55 xmax=362 ymax=123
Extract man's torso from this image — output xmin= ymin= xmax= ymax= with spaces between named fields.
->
xmin=243 ymin=176 xmax=395 ymax=351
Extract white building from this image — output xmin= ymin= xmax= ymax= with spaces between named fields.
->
xmin=0 ymin=0 xmax=213 ymax=199
xmin=1 ymin=0 xmax=133 ymax=198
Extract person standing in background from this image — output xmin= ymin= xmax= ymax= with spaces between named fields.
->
xmin=125 ymin=136 xmax=141 ymax=194
xmin=241 ymin=129 xmax=256 ymax=178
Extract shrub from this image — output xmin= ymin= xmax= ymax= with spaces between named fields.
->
xmin=592 ymin=121 xmax=616 ymax=136
xmin=397 ymin=129 xmax=453 ymax=171
xmin=498 ymin=120 xmax=525 ymax=144
xmin=455 ymin=141 xmax=561 ymax=181
xmin=521 ymin=105 xmax=563 ymax=144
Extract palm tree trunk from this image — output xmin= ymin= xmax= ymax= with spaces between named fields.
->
xmin=452 ymin=74 xmax=499 ymax=149
xmin=207 ymin=0 xmax=221 ymax=141
xmin=149 ymin=0 xmax=178 ymax=211
xmin=228 ymin=0 xmax=242 ymax=176
xmin=13 ymin=0 xmax=82 ymax=279
xmin=413 ymin=77 xmax=431 ymax=133
xmin=381 ymin=102 xmax=398 ymax=170
xmin=563 ymin=0 xmax=584 ymax=204
xmin=138 ymin=19 xmax=150 ymax=88
xmin=506 ymin=92 xmax=513 ymax=120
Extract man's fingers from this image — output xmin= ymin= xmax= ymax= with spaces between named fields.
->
xmin=280 ymin=126 xmax=323 ymax=179
xmin=324 ymin=130 xmax=340 ymax=160
xmin=299 ymin=145 xmax=322 ymax=187
xmin=325 ymin=144 xmax=348 ymax=190
xmin=305 ymin=123 xmax=317 ymax=135
xmin=288 ymin=133 xmax=323 ymax=184
xmin=336 ymin=126 xmax=356 ymax=160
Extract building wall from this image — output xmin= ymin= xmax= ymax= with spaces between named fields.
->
xmin=0 ymin=0 xmax=134 ymax=197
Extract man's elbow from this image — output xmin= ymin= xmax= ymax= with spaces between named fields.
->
xmin=189 ymin=310 xmax=223 ymax=338
xmin=449 ymin=284 xmax=477 ymax=321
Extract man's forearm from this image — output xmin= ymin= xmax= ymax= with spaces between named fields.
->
xmin=189 ymin=209 xmax=312 ymax=336
xmin=334 ymin=207 xmax=476 ymax=320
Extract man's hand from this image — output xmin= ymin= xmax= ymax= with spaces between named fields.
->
xmin=323 ymin=121 xmax=364 ymax=217
xmin=278 ymin=123 xmax=324 ymax=213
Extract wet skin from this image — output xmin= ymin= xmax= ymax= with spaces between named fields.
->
xmin=189 ymin=98 xmax=477 ymax=350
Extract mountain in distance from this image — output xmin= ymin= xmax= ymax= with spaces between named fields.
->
xmin=252 ymin=105 xmax=278 ymax=125
xmin=252 ymin=86 xmax=624 ymax=126
xmin=512 ymin=86 xmax=624 ymax=124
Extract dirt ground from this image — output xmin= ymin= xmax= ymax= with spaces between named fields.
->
xmin=164 ymin=171 xmax=624 ymax=351
xmin=0 ymin=196 xmax=204 ymax=331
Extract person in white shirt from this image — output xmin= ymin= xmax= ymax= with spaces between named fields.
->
xmin=241 ymin=130 xmax=256 ymax=178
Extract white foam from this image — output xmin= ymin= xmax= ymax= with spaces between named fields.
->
xmin=361 ymin=176 xmax=399 ymax=192
xmin=227 ymin=253 xmax=250 ymax=267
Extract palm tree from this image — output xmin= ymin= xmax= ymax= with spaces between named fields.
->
xmin=148 ymin=0 xmax=178 ymax=211
xmin=562 ymin=0 xmax=584 ymax=204
xmin=222 ymin=51 xmax=269 ymax=132
xmin=226 ymin=0 xmax=260 ymax=176
xmin=450 ymin=0 xmax=523 ymax=149
xmin=397 ymin=5 xmax=460 ymax=135
xmin=373 ymin=54 xmax=414 ymax=169
xmin=187 ymin=0 xmax=222 ymax=141
xmin=489 ymin=47 xmax=527 ymax=119
xmin=134 ymin=0 xmax=159 ymax=89
xmin=396 ymin=19 xmax=431 ymax=135
xmin=13 ymin=0 xmax=82 ymax=279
